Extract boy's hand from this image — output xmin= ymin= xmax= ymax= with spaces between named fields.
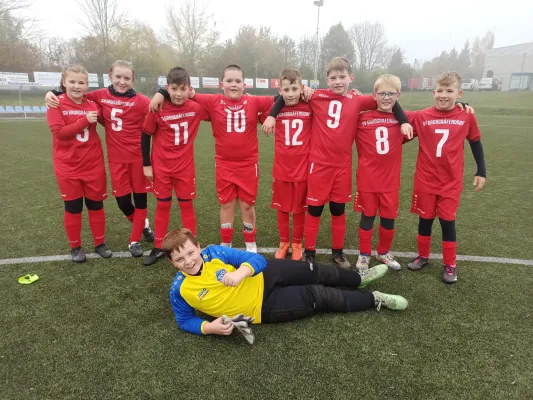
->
xmin=400 ymin=123 xmax=413 ymax=140
xmin=456 ymin=103 xmax=475 ymax=114
xmin=204 ymin=317 xmax=235 ymax=335
xmin=149 ymin=93 xmax=165 ymax=112
xmin=143 ymin=166 xmax=153 ymax=183
xmin=45 ymin=92 xmax=60 ymax=109
xmin=86 ymin=111 xmax=98 ymax=124
xmin=301 ymin=85 xmax=314 ymax=102
xmin=262 ymin=116 xmax=276 ymax=136
xmin=189 ymin=87 xmax=196 ymax=98
xmin=350 ymin=88 xmax=362 ymax=96
xmin=473 ymin=176 xmax=485 ymax=192
xmin=221 ymin=270 xmax=245 ymax=287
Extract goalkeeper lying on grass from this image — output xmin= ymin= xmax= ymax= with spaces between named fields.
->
xmin=164 ymin=228 xmax=408 ymax=341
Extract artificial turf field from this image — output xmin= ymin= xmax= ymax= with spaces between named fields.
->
xmin=1 ymin=99 xmax=532 ymax=399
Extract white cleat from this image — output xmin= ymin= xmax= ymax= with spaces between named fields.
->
xmin=220 ymin=242 xmax=233 ymax=248
xmin=245 ymin=242 xmax=258 ymax=253
xmin=376 ymin=252 xmax=402 ymax=270
xmin=356 ymin=254 xmax=370 ymax=273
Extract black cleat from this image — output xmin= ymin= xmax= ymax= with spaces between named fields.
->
xmin=95 ymin=243 xmax=112 ymax=258
xmin=143 ymin=247 xmax=165 ymax=266
xmin=303 ymin=251 xmax=316 ymax=270
xmin=332 ymin=250 xmax=351 ymax=269
xmin=143 ymin=226 xmax=154 ymax=242
xmin=407 ymin=256 xmax=429 ymax=271
xmin=71 ymin=246 xmax=86 ymax=263
xmin=128 ymin=242 xmax=144 ymax=258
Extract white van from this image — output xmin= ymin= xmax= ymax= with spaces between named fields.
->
xmin=461 ymin=79 xmax=478 ymax=91
xmin=479 ymin=78 xmax=501 ymax=91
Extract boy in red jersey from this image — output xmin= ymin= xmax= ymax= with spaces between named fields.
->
xmin=264 ymin=57 xmax=412 ymax=269
xmin=261 ymin=68 xmax=312 ymax=261
xmin=141 ymin=67 xmax=209 ymax=266
xmin=45 ymin=60 xmax=154 ymax=258
xmin=406 ymin=72 xmax=486 ymax=283
xmin=46 ymin=65 xmax=112 ymax=262
xmin=150 ymin=65 xmax=280 ymax=252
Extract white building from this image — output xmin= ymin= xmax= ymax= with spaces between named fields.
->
xmin=484 ymin=42 xmax=533 ymax=91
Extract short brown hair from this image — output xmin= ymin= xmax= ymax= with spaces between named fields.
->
xmin=167 ymin=67 xmax=190 ymax=86
xmin=109 ymin=60 xmax=135 ymax=81
xmin=162 ymin=228 xmax=199 ymax=259
xmin=327 ymin=56 xmax=352 ymax=77
xmin=279 ymin=68 xmax=301 ymax=85
xmin=437 ymin=72 xmax=462 ymax=88
xmin=60 ymin=65 xmax=88 ymax=93
xmin=222 ymin=64 xmax=244 ymax=80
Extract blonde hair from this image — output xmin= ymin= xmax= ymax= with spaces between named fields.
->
xmin=327 ymin=56 xmax=352 ymax=77
xmin=162 ymin=228 xmax=199 ymax=259
xmin=374 ymin=74 xmax=401 ymax=92
xmin=109 ymin=60 xmax=135 ymax=81
xmin=437 ymin=72 xmax=462 ymax=88
xmin=279 ymin=68 xmax=301 ymax=85
xmin=60 ymin=65 xmax=88 ymax=93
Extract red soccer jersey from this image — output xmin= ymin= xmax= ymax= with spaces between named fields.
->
xmin=411 ymin=106 xmax=482 ymax=195
xmin=193 ymin=93 xmax=274 ymax=165
xmin=355 ymin=110 xmax=411 ymax=192
xmin=46 ymin=94 xmax=104 ymax=178
xmin=142 ymin=100 xmax=209 ymax=175
xmin=86 ymin=89 xmax=150 ymax=163
xmin=261 ymin=102 xmax=313 ymax=182
xmin=308 ymin=90 xmax=377 ymax=167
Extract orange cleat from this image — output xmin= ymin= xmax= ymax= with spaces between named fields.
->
xmin=291 ymin=242 xmax=303 ymax=261
xmin=275 ymin=242 xmax=290 ymax=259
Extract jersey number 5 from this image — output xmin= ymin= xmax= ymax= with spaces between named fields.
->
xmin=281 ymin=119 xmax=303 ymax=146
xmin=225 ymin=109 xmax=246 ymax=133
xmin=435 ymin=129 xmax=449 ymax=157
xmin=171 ymin=122 xmax=189 ymax=145
xmin=111 ymin=108 xmax=123 ymax=131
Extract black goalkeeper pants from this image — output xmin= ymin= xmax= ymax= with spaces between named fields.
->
xmin=260 ymin=259 xmax=375 ymax=323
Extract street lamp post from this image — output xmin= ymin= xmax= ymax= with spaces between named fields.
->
xmin=313 ymin=0 xmax=323 ymax=82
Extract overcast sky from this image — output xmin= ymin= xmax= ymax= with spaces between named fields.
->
xmin=30 ymin=0 xmax=533 ymax=63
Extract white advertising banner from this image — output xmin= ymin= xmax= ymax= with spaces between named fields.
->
xmin=190 ymin=77 xmax=200 ymax=88
xmin=202 ymin=77 xmax=219 ymax=88
xmin=102 ymin=74 xmax=111 ymax=87
xmin=301 ymin=79 xmax=309 ymax=86
xmin=256 ymin=78 xmax=268 ymax=88
xmin=158 ymin=76 xmax=167 ymax=86
xmin=88 ymin=73 xmax=99 ymax=88
xmin=34 ymin=71 xmax=62 ymax=86
xmin=0 ymin=72 xmax=30 ymax=85
xmin=245 ymin=78 xmax=254 ymax=88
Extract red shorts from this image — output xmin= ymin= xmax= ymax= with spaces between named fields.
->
xmin=271 ymin=180 xmax=307 ymax=214
xmin=152 ymin=173 xmax=196 ymax=200
xmin=354 ymin=191 xmax=399 ymax=219
xmin=108 ymin=161 xmax=152 ymax=197
xmin=216 ymin=161 xmax=258 ymax=205
xmin=56 ymin=169 xmax=107 ymax=201
xmin=410 ymin=191 xmax=460 ymax=220
xmin=307 ymin=163 xmax=352 ymax=206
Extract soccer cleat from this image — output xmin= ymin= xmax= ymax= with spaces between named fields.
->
xmin=442 ymin=264 xmax=458 ymax=284
xmin=245 ymin=242 xmax=258 ymax=253
xmin=71 ymin=246 xmax=86 ymax=263
xmin=143 ymin=219 xmax=154 ymax=242
xmin=359 ymin=263 xmax=388 ymax=288
xmin=291 ymin=242 xmax=303 ymax=261
xmin=332 ymin=251 xmax=351 ymax=269
xmin=220 ymin=242 xmax=232 ymax=248
xmin=407 ymin=255 xmax=429 ymax=271
xmin=303 ymin=251 xmax=316 ymax=268
xmin=143 ymin=247 xmax=165 ymax=266
xmin=376 ymin=252 xmax=402 ymax=271
xmin=356 ymin=254 xmax=370 ymax=273
xmin=373 ymin=291 xmax=408 ymax=311
xmin=275 ymin=242 xmax=290 ymax=259
xmin=95 ymin=244 xmax=112 ymax=258
xmin=128 ymin=242 xmax=143 ymax=258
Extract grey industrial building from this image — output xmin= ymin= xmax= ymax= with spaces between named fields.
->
xmin=484 ymin=42 xmax=533 ymax=91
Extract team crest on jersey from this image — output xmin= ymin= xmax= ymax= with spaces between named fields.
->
xmin=216 ymin=269 xmax=227 ymax=282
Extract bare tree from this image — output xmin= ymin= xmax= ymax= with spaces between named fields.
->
xmin=165 ymin=0 xmax=217 ymax=74
xmin=349 ymin=21 xmax=387 ymax=72
xmin=0 ymin=0 xmax=32 ymax=19
xmin=77 ymin=0 xmax=125 ymax=66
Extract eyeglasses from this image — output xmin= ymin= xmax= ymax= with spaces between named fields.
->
xmin=376 ymin=92 xmax=398 ymax=99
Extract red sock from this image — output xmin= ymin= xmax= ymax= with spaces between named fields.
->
xmin=292 ymin=212 xmax=305 ymax=244
xmin=179 ymin=200 xmax=197 ymax=236
xmin=277 ymin=211 xmax=290 ymax=242
xmin=130 ymin=208 xmax=147 ymax=243
xmin=377 ymin=226 xmax=395 ymax=255
xmin=304 ymin=214 xmax=321 ymax=251
xmin=243 ymin=227 xmax=257 ymax=243
xmin=125 ymin=213 xmax=134 ymax=223
xmin=154 ymin=200 xmax=172 ymax=248
xmin=358 ymin=227 xmax=373 ymax=255
xmin=87 ymin=209 xmax=106 ymax=247
xmin=442 ymin=241 xmax=457 ymax=265
xmin=220 ymin=227 xmax=234 ymax=243
xmin=417 ymin=234 xmax=432 ymax=258
xmin=331 ymin=214 xmax=346 ymax=250
xmin=64 ymin=211 xmax=82 ymax=249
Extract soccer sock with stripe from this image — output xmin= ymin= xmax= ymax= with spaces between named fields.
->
xmin=130 ymin=207 xmax=147 ymax=243
xmin=64 ymin=211 xmax=82 ymax=249
xmin=154 ymin=200 xmax=172 ymax=248
xmin=331 ymin=213 xmax=346 ymax=251
xmin=358 ymin=227 xmax=373 ymax=256
xmin=442 ymin=241 xmax=457 ymax=266
xmin=178 ymin=200 xmax=197 ymax=236
xmin=277 ymin=211 xmax=290 ymax=243
xmin=292 ymin=212 xmax=305 ymax=244
xmin=377 ymin=225 xmax=395 ymax=255
xmin=304 ymin=214 xmax=321 ymax=251
xmin=87 ymin=209 xmax=106 ymax=247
